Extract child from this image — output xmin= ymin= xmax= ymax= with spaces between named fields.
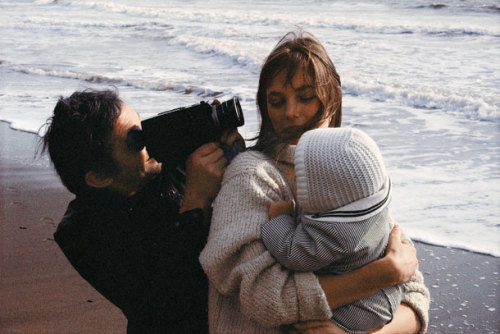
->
xmin=261 ymin=127 xmax=405 ymax=333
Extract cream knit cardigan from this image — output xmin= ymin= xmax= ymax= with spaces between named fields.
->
xmin=199 ymin=146 xmax=429 ymax=333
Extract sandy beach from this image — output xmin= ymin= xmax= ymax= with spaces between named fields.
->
xmin=0 ymin=121 xmax=125 ymax=333
xmin=0 ymin=121 xmax=498 ymax=334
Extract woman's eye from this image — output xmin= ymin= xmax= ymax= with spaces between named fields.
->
xmin=268 ymin=98 xmax=284 ymax=107
xmin=300 ymin=95 xmax=315 ymax=102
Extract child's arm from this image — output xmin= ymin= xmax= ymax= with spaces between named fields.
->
xmin=262 ymin=202 xmax=350 ymax=272
xmin=267 ymin=201 xmax=344 ymax=334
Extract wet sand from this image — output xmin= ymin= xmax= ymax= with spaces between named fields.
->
xmin=0 ymin=121 xmax=125 ymax=333
xmin=0 ymin=121 xmax=498 ymax=333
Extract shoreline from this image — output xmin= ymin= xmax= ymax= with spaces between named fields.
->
xmin=414 ymin=239 xmax=499 ymax=259
xmin=1 ymin=121 xmax=499 ymax=333
xmin=2 ymin=119 xmax=499 ymax=259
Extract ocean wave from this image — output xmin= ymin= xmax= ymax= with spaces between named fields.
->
xmin=34 ymin=0 xmax=58 ymax=4
xmin=414 ymin=3 xmax=448 ymax=10
xmin=324 ymin=22 xmax=495 ymax=37
xmin=4 ymin=63 xmax=225 ymax=98
xmin=343 ymin=78 xmax=499 ymax=122
xmin=429 ymin=3 xmax=447 ymax=9
xmin=486 ymin=5 xmax=500 ymax=12
xmin=164 ymin=33 xmax=266 ymax=72
xmin=0 ymin=14 xmax=267 ymax=71
xmin=3 ymin=60 xmax=498 ymax=122
xmin=32 ymin=0 xmax=499 ymax=38
xmin=1 ymin=15 xmax=172 ymax=33
xmin=414 ymin=2 xmax=500 ymax=13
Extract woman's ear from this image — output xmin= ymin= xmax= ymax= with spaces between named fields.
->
xmin=85 ymin=170 xmax=113 ymax=189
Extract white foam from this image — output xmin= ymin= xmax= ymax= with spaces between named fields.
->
xmin=1 ymin=0 xmax=499 ymax=256
xmin=343 ymin=77 xmax=499 ymax=122
xmin=57 ymin=1 xmax=500 ymax=38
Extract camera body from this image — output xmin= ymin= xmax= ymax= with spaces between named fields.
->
xmin=141 ymin=97 xmax=244 ymax=167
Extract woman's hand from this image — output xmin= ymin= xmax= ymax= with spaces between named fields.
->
xmin=379 ymin=225 xmax=418 ymax=285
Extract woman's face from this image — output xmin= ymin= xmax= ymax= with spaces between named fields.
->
xmin=266 ymin=68 xmax=329 ymax=145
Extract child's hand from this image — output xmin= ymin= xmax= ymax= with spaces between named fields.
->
xmin=269 ymin=200 xmax=295 ymax=219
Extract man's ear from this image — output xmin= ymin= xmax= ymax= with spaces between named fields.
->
xmin=85 ymin=170 xmax=113 ymax=189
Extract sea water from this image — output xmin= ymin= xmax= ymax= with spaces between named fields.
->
xmin=0 ymin=0 xmax=499 ymax=256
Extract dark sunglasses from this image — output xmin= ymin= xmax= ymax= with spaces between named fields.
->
xmin=126 ymin=126 xmax=146 ymax=152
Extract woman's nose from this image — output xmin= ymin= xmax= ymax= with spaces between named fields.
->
xmin=285 ymin=101 xmax=300 ymax=119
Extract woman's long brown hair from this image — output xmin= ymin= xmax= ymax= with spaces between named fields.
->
xmin=252 ymin=30 xmax=342 ymax=156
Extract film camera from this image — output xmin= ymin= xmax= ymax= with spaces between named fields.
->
xmin=126 ymin=97 xmax=244 ymax=167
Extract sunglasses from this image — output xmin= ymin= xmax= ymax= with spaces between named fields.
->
xmin=126 ymin=126 xmax=146 ymax=152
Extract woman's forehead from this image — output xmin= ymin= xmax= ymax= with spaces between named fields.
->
xmin=269 ymin=67 xmax=314 ymax=91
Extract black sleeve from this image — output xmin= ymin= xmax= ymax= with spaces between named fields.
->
xmin=54 ymin=222 xmax=156 ymax=316
xmin=173 ymin=208 xmax=209 ymax=256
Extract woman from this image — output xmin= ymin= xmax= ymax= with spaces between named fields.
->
xmin=200 ymin=30 xmax=429 ymax=333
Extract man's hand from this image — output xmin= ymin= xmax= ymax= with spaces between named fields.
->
xmin=269 ymin=200 xmax=295 ymax=219
xmin=220 ymin=128 xmax=245 ymax=156
xmin=180 ymin=142 xmax=227 ymax=216
xmin=213 ymin=98 xmax=245 ymax=158
xmin=180 ymin=125 xmax=245 ymax=217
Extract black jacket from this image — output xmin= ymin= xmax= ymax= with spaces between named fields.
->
xmin=54 ymin=174 xmax=209 ymax=333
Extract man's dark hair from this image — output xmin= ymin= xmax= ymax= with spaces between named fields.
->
xmin=42 ymin=89 xmax=122 ymax=195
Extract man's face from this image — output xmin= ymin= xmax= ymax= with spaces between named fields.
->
xmin=108 ymin=103 xmax=162 ymax=196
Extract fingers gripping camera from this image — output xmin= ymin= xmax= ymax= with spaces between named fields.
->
xmin=126 ymin=98 xmax=244 ymax=168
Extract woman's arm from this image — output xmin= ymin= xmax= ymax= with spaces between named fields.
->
xmin=317 ymin=225 xmax=429 ymax=333
xmin=319 ymin=225 xmax=417 ymax=309
xmin=200 ymin=153 xmax=429 ymax=330
xmin=371 ymin=303 xmax=421 ymax=334
xmin=291 ymin=304 xmax=421 ymax=334
xmin=200 ymin=153 xmax=332 ymax=327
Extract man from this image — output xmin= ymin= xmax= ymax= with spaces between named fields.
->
xmin=43 ymin=89 xmax=242 ymax=333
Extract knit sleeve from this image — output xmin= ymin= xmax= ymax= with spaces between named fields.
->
xmin=391 ymin=217 xmax=430 ymax=333
xmin=199 ymin=152 xmax=332 ymax=327
xmin=402 ymin=270 xmax=430 ymax=334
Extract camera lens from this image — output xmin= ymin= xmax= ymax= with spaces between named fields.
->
xmin=214 ymin=97 xmax=244 ymax=129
